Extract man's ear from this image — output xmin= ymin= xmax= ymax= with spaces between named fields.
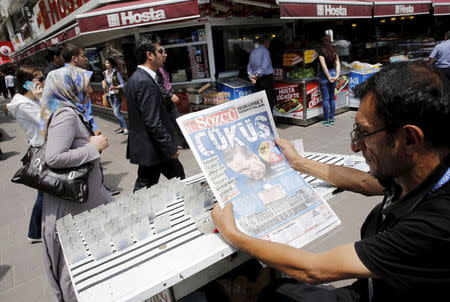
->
xmin=401 ymin=125 xmax=425 ymax=154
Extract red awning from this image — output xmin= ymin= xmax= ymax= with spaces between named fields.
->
xmin=10 ymin=24 xmax=80 ymax=62
xmin=432 ymin=0 xmax=450 ymax=15
xmin=372 ymin=0 xmax=431 ymax=17
xmin=279 ymin=0 xmax=373 ymax=19
xmin=77 ymin=0 xmax=200 ymax=34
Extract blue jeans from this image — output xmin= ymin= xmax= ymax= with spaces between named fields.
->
xmin=108 ymin=94 xmax=127 ymax=129
xmin=28 ymin=190 xmax=43 ymax=239
xmin=319 ymin=69 xmax=337 ymax=121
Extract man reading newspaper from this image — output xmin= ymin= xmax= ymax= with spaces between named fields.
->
xmin=212 ymin=62 xmax=450 ymax=302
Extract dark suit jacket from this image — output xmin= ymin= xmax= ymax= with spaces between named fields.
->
xmin=125 ymin=67 xmax=178 ymax=166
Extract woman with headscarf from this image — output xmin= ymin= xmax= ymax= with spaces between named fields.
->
xmin=318 ymin=35 xmax=340 ymax=126
xmin=40 ymin=65 xmax=112 ymax=302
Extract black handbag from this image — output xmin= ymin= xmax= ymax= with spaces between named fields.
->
xmin=11 ymin=108 xmax=94 ymax=203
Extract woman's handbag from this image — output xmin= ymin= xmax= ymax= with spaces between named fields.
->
xmin=102 ymin=93 xmax=110 ymax=107
xmin=11 ymin=108 xmax=94 ymax=203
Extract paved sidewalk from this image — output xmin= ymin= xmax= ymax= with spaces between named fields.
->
xmin=0 ymin=102 xmax=380 ymax=302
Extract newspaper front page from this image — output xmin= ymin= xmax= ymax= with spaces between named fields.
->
xmin=177 ymin=91 xmax=340 ymax=248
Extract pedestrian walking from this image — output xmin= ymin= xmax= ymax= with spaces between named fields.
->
xmin=429 ymin=31 xmax=450 ymax=80
xmin=102 ymin=57 xmax=128 ymax=135
xmin=40 ymin=65 xmax=112 ymax=302
xmin=247 ymin=35 xmax=276 ymax=110
xmin=6 ymin=66 xmax=45 ymax=243
xmin=0 ymin=71 xmax=8 ymax=99
xmin=125 ymin=38 xmax=185 ymax=192
xmin=59 ymin=44 xmax=120 ymax=196
xmin=43 ymin=45 xmax=65 ymax=77
xmin=155 ymin=46 xmax=188 ymax=149
xmin=5 ymin=72 xmax=16 ymax=98
xmin=318 ymin=35 xmax=341 ymax=126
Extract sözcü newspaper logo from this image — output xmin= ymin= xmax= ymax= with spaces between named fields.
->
xmin=182 ymin=107 xmax=239 ymax=134
xmin=317 ymin=4 xmax=348 ymax=16
xmin=107 ymin=8 xmax=166 ymax=27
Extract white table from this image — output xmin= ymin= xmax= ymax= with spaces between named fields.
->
xmin=63 ymin=152 xmax=367 ymax=302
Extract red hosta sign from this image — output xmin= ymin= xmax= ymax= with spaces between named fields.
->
xmin=279 ymin=0 xmax=373 ymax=19
xmin=373 ymin=0 xmax=431 ymax=17
xmin=77 ymin=0 xmax=199 ymax=34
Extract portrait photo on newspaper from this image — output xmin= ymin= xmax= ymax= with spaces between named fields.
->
xmin=177 ymin=91 xmax=340 ymax=248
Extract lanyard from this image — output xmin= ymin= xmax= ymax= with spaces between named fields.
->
xmin=428 ymin=167 xmax=450 ymax=196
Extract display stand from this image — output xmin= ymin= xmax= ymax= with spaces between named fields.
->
xmin=274 ymin=73 xmax=350 ymax=126
xmin=60 ymin=152 xmax=367 ymax=302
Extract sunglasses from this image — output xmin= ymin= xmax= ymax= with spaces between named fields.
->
xmin=34 ymin=76 xmax=45 ymax=83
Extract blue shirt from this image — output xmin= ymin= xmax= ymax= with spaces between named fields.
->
xmin=247 ymin=45 xmax=273 ymax=78
xmin=429 ymin=40 xmax=450 ymax=69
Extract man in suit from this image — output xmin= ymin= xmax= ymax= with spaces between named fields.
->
xmin=126 ymin=38 xmax=185 ymax=192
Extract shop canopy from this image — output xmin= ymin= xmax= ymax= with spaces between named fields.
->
xmin=279 ymin=0 xmax=374 ymax=19
xmin=431 ymin=0 xmax=450 ymax=15
xmin=76 ymin=0 xmax=200 ymax=34
xmin=372 ymin=0 xmax=432 ymax=17
xmin=11 ymin=24 xmax=80 ymax=62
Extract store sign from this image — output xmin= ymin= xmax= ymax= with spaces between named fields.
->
xmin=107 ymin=8 xmax=166 ymax=27
xmin=279 ymin=1 xmax=372 ymax=18
xmin=38 ymin=0 xmax=91 ymax=29
xmin=77 ymin=0 xmax=200 ymax=34
xmin=395 ymin=4 xmax=414 ymax=14
xmin=373 ymin=1 xmax=431 ymax=16
xmin=317 ymin=5 xmax=348 ymax=16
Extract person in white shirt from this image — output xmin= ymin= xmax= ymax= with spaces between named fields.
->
xmin=7 ymin=66 xmax=45 ymax=243
xmin=5 ymin=72 xmax=16 ymax=98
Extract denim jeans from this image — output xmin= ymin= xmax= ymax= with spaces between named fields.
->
xmin=319 ymin=69 xmax=337 ymax=121
xmin=28 ymin=190 xmax=43 ymax=239
xmin=107 ymin=94 xmax=127 ymax=129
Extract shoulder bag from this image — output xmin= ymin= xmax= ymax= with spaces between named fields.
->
xmin=11 ymin=108 xmax=94 ymax=203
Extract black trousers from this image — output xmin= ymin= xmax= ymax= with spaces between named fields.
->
xmin=7 ymin=87 xmax=15 ymax=98
xmin=257 ymin=279 xmax=361 ymax=302
xmin=438 ymin=67 xmax=450 ymax=81
xmin=133 ymin=158 xmax=185 ymax=192
xmin=0 ymin=88 xmax=8 ymax=98
xmin=255 ymin=74 xmax=276 ymax=110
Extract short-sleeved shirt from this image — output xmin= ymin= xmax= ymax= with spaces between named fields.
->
xmin=318 ymin=48 xmax=337 ymax=70
xmin=429 ymin=40 xmax=450 ymax=69
xmin=353 ymin=155 xmax=450 ymax=302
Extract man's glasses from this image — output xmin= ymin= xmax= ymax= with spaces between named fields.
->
xmin=34 ymin=76 xmax=45 ymax=82
xmin=350 ymin=123 xmax=386 ymax=145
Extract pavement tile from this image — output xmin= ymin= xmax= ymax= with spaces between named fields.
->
xmin=0 ymin=265 xmax=14 ymax=293
xmin=0 ymin=225 xmax=9 ymax=244
xmin=0 ymin=275 xmax=48 ymax=302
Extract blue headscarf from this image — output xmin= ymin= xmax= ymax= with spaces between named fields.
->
xmin=40 ymin=65 xmax=93 ymax=137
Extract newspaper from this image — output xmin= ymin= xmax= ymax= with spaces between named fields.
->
xmin=177 ymin=91 xmax=340 ymax=248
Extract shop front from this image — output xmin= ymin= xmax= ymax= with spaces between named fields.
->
xmin=8 ymin=0 xmax=449 ymax=122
